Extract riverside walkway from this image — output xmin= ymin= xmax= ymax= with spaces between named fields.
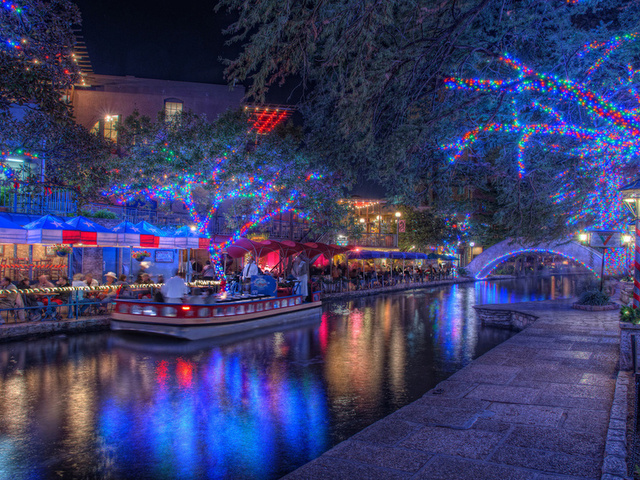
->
xmin=285 ymin=300 xmax=622 ymax=480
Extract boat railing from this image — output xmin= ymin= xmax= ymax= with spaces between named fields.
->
xmin=114 ymin=294 xmax=308 ymax=320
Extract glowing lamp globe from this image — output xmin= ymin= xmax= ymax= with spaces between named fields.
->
xmin=619 ymin=178 xmax=640 ymax=217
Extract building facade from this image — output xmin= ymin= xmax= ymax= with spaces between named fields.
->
xmin=71 ymin=74 xmax=245 ymax=143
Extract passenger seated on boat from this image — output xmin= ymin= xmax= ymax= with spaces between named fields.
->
xmin=135 ymin=273 xmax=153 ymax=299
xmin=187 ymin=288 xmax=205 ymax=305
xmin=204 ymin=291 xmax=218 ymax=304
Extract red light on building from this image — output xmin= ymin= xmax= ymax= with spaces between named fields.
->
xmin=245 ymin=105 xmax=293 ymax=135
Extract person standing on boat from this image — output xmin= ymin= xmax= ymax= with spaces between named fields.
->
xmin=242 ymin=256 xmax=259 ymax=293
xmin=161 ymin=271 xmax=188 ymax=304
xmin=242 ymin=256 xmax=259 ymax=280
xmin=293 ymin=254 xmax=309 ymax=300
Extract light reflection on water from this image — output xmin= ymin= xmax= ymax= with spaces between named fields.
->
xmin=0 ymin=275 xmax=584 ymax=479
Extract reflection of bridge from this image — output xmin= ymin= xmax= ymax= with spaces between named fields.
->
xmin=467 ymin=239 xmax=602 ymax=279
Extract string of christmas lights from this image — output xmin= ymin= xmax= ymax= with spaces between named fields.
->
xmin=477 ymin=248 xmax=599 ymax=280
xmin=106 ymin=164 xmax=323 ymax=278
xmin=443 ymin=32 xmax=640 ymax=275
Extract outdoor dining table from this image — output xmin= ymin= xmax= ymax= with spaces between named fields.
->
xmin=32 ymin=292 xmax=60 ymax=321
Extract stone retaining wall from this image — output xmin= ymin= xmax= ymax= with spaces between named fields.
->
xmin=618 ymin=321 xmax=639 ymax=371
xmin=473 ymin=306 xmax=538 ymax=331
xmin=0 ymin=317 xmax=110 ymax=342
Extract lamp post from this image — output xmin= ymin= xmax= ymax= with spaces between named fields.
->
xmin=623 ymin=233 xmax=632 ymax=276
xmin=619 ymin=178 xmax=640 ymax=308
xmin=395 ymin=211 xmax=401 ymax=248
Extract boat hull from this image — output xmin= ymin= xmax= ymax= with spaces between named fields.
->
xmin=111 ymin=296 xmax=322 ymax=341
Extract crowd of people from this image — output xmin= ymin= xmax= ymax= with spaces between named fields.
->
xmin=0 ymin=269 xmax=180 ymax=323
xmin=318 ymin=262 xmax=455 ymax=292
xmin=0 ymin=254 xmax=457 ymax=323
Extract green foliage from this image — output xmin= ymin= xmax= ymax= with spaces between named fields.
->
xmin=577 ymin=289 xmax=610 ymax=306
xmin=397 ymin=207 xmax=453 ymax=251
xmin=0 ymin=0 xmax=81 ymax=115
xmin=457 ymin=267 xmax=469 ymax=277
xmin=218 ymin=0 xmax=640 ymax=242
xmin=80 ymin=209 xmax=118 ymax=219
xmin=1 ymin=109 xmax=114 ymax=202
xmin=620 ymin=305 xmax=640 ymax=324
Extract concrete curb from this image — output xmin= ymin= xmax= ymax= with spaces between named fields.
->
xmin=602 ymin=370 xmax=631 ymax=480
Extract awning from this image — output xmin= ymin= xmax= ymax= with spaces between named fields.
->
xmin=349 ymin=249 xmax=435 ymax=260
xmin=112 ymin=221 xmax=145 ymax=247
xmin=24 ymin=215 xmax=81 ymax=245
xmin=173 ymin=226 xmax=211 ymax=250
xmin=65 ymin=216 xmax=117 ymax=246
xmin=0 ymin=216 xmax=26 ymax=244
xmin=301 ymin=242 xmax=352 ymax=263
xmin=135 ymin=221 xmax=175 ymax=248
xmin=224 ymin=238 xmax=281 ymax=259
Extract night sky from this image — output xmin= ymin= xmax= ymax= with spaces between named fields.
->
xmin=73 ymin=0 xmax=300 ymax=104
xmin=74 ymin=0 xmax=233 ymax=83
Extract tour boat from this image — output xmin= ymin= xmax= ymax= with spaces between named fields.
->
xmin=111 ymin=291 xmax=322 ymax=341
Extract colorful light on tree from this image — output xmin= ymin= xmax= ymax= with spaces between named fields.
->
xmin=107 ymin=164 xmax=324 ymax=276
xmin=442 ymin=32 xmax=640 ymax=273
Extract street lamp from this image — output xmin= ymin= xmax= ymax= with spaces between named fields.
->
xmin=395 ymin=211 xmax=401 ymax=248
xmin=578 ymin=232 xmax=588 ymax=242
xmin=619 ymin=178 xmax=640 ymax=308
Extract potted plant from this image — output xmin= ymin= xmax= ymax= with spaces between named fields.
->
xmin=53 ymin=244 xmax=72 ymax=257
xmin=571 ymin=289 xmax=617 ymax=311
xmin=132 ymin=250 xmax=151 ymax=262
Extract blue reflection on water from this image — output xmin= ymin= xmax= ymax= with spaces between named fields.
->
xmin=0 ymin=275 xmax=586 ymax=480
xmin=95 ymin=347 xmax=330 ymax=480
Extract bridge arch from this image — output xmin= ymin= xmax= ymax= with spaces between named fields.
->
xmin=466 ymin=239 xmax=602 ymax=279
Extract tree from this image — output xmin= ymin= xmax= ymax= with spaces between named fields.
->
xmin=217 ymin=0 xmax=640 ymax=241
xmin=0 ymin=0 xmax=81 ymax=115
xmin=0 ymin=0 xmax=113 ymax=204
xmin=109 ymin=110 xmax=345 ymax=271
xmin=0 ymin=108 xmax=114 ymax=204
xmin=397 ymin=208 xmax=447 ymax=252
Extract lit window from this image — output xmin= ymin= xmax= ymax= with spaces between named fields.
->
xmin=103 ymin=115 xmax=119 ymax=142
xmin=164 ymin=99 xmax=183 ymax=121
xmin=90 ymin=115 xmax=120 ymax=143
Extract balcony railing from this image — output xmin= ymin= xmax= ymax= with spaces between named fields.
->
xmin=0 ymin=182 xmax=77 ymax=217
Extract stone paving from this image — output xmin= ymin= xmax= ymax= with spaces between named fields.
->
xmin=284 ymin=300 xmax=621 ymax=480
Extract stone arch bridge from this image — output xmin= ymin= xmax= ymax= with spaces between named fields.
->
xmin=466 ymin=239 xmax=603 ymax=279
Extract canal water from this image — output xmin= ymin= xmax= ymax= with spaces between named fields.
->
xmin=0 ymin=275 xmax=586 ymax=480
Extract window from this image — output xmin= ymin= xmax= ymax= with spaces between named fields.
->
xmin=90 ymin=114 xmax=121 ymax=143
xmin=164 ymin=99 xmax=183 ymax=121
xmin=103 ymin=115 xmax=119 ymax=142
